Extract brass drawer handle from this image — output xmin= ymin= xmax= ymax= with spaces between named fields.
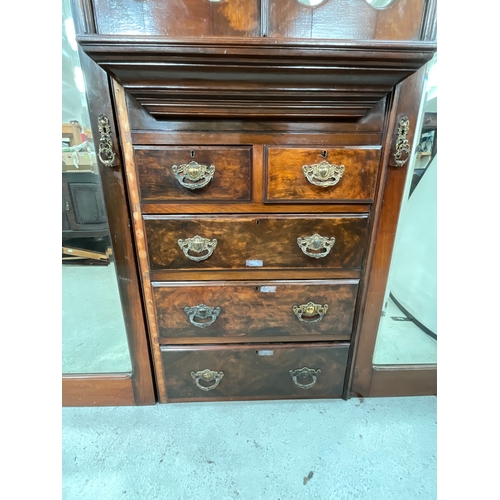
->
xmin=184 ymin=304 xmax=221 ymax=328
xmin=302 ymin=160 xmax=345 ymax=187
xmin=297 ymin=233 xmax=335 ymax=259
xmin=178 ymin=235 xmax=217 ymax=261
xmin=172 ymin=161 xmax=215 ymax=190
xmin=191 ymin=369 xmax=224 ymax=391
xmin=293 ymin=302 xmax=328 ymax=323
xmin=289 ymin=367 xmax=321 ymax=390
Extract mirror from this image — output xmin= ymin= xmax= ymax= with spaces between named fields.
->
xmin=62 ymin=0 xmax=132 ymax=374
xmin=373 ymin=54 xmax=437 ymax=365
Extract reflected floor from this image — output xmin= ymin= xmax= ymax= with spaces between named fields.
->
xmin=62 ymin=263 xmax=132 ymax=374
xmin=373 ymin=297 xmax=437 ymax=365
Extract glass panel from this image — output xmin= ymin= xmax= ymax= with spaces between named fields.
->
xmin=62 ymin=0 xmax=132 ymax=374
xmin=373 ymin=54 xmax=437 ymax=365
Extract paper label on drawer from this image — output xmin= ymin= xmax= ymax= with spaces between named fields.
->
xmin=246 ymin=259 xmax=263 ymax=267
xmin=257 ymin=350 xmax=274 ymax=356
xmin=260 ymin=286 xmax=276 ymax=293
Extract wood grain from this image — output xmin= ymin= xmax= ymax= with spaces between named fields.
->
xmin=349 ymin=66 xmax=430 ymax=398
xmin=265 ymin=146 xmax=381 ymax=203
xmin=267 ymin=0 xmax=426 ymax=41
xmin=112 ymin=78 xmax=168 ymax=403
xmin=62 ymin=375 xmax=135 ymax=406
xmin=78 ymin=36 xmax=436 ymax=120
xmin=143 ymin=214 xmax=369 ymax=271
xmin=92 ymin=0 xmax=260 ymax=37
xmin=134 ymin=146 xmax=252 ymax=202
xmin=161 ymin=343 xmax=349 ymax=401
xmin=152 ymin=280 xmax=358 ymax=341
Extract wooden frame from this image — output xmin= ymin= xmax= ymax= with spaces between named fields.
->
xmin=63 ymin=0 xmax=156 ymax=406
xmin=347 ymin=64 xmax=437 ymax=398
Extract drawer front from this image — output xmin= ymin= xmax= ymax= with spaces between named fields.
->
xmin=153 ymin=280 xmax=358 ymax=342
xmin=161 ymin=343 xmax=349 ymax=401
xmin=265 ymin=146 xmax=381 ymax=202
xmin=134 ymin=146 xmax=252 ymax=202
xmin=144 ymin=215 xmax=369 ymax=271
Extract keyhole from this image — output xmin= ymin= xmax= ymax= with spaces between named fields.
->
xmin=190 ymin=150 xmax=195 ymax=158
xmin=255 ymin=286 xmax=259 ymax=291
xmin=321 ymin=150 xmax=327 ymax=158
xmin=255 ymin=220 xmax=260 ymax=226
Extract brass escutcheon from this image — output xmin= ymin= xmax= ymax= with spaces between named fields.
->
xmin=302 ymin=160 xmax=345 ymax=187
xmin=293 ymin=302 xmax=328 ymax=323
xmin=394 ymin=116 xmax=411 ymax=167
xmin=178 ymin=235 xmax=218 ymax=261
xmin=289 ymin=367 xmax=321 ymax=390
xmin=297 ymin=233 xmax=335 ymax=259
xmin=184 ymin=304 xmax=221 ymax=328
xmin=191 ymin=369 xmax=224 ymax=391
xmin=172 ymin=161 xmax=215 ymax=190
xmin=97 ymin=114 xmax=116 ymax=167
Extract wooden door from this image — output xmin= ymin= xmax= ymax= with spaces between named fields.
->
xmin=62 ymin=0 xmax=155 ymax=406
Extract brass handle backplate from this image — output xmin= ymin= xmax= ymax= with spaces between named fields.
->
xmin=297 ymin=233 xmax=335 ymax=259
xmin=302 ymin=160 xmax=345 ymax=187
xmin=289 ymin=367 xmax=321 ymax=390
xmin=191 ymin=369 xmax=224 ymax=391
xmin=293 ymin=302 xmax=328 ymax=323
xmin=394 ymin=116 xmax=411 ymax=167
xmin=178 ymin=235 xmax=218 ymax=261
xmin=172 ymin=161 xmax=215 ymax=190
xmin=184 ymin=304 xmax=221 ymax=328
xmin=97 ymin=114 xmax=116 ymax=167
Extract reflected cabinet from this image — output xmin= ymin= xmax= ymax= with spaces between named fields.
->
xmin=63 ymin=0 xmax=437 ymax=405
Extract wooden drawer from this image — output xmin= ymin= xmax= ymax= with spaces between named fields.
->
xmin=264 ymin=146 xmax=381 ymax=203
xmin=161 ymin=343 xmax=349 ymax=401
xmin=134 ymin=146 xmax=252 ymax=202
xmin=144 ymin=214 xmax=369 ymax=271
xmin=152 ymin=279 xmax=358 ymax=343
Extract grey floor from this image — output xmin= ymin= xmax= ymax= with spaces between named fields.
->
xmin=62 ymin=263 xmax=132 ymax=374
xmin=62 ymin=396 xmax=437 ymax=500
xmin=373 ymin=297 xmax=437 ymax=365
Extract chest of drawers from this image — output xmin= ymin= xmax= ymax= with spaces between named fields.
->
xmin=77 ymin=0 xmax=436 ymax=403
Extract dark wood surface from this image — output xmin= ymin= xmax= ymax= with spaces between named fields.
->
xmin=78 ymin=36 xmax=435 ymax=120
xmin=134 ymin=146 xmax=252 ymax=202
xmin=88 ymin=0 xmax=428 ymax=42
xmin=348 ymin=66 xmax=436 ymax=398
xmin=143 ymin=214 xmax=369 ymax=271
xmin=125 ymin=91 xmax=388 ymax=135
xmin=369 ymin=365 xmax=437 ymax=396
xmin=62 ymin=374 xmax=135 ymax=406
xmin=92 ymin=0 xmax=260 ymax=37
xmin=161 ymin=343 xmax=349 ymax=401
xmin=265 ymin=146 xmax=381 ymax=203
xmin=152 ymin=280 xmax=358 ymax=342
xmin=62 ymin=172 xmax=108 ymax=234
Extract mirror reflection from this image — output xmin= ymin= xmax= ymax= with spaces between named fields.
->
xmin=373 ymin=55 xmax=437 ymax=365
xmin=62 ymin=0 xmax=132 ymax=374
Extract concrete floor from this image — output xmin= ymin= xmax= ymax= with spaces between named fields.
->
xmin=373 ymin=297 xmax=437 ymax=365
xmin=62 ymin=396 xmax=437 ymax=499
xmin=62 ymin=263 xmax=132 ymax=374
